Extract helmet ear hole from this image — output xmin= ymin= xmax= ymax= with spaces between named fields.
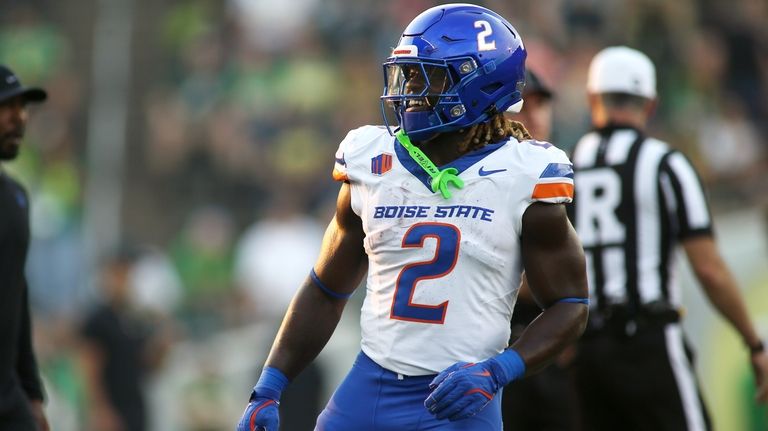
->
xmin=481 ymin=82 xmax=503 ymax=95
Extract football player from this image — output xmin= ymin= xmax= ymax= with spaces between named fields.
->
xmin=237 ymin=4 xmax=588 ymax=430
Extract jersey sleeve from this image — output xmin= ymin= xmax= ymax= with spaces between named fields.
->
xmin=659 ymin=151 xmax=713 ymax=239
xmin=330 ymin=126 xmax=390 ymax=217
xmin=510 ymin=140 xmax=574 ymax=236
xmin=331 ymin=125 xmax=388 ymax=183
xmin=523 ymin=140 xmax=575 ymax=204
xmin=332 ymin=132 xmax=353 ymax=182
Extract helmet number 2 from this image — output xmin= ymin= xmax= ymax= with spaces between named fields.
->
xmin=474 ymin=20 xmax=496 ymax=51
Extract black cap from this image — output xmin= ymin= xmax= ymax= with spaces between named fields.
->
xmin=524 ymin=69 xmax=553 ymax=99
xmin=0 ymin=65 xmax=47 ymax=104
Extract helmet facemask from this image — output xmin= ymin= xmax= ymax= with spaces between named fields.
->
xmin=382 ymin=59 xmax=466 ymax=142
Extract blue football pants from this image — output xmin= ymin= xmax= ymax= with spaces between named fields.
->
xmin=315 ymin=351 xmax=502 ymax=430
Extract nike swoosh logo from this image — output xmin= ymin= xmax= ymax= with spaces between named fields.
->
xmin=473 ymin=370 xmax=492 ymax=377
xmin=478 ymin=167 xmax=507 ymax=176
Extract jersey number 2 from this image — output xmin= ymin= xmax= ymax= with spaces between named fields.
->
xmin=390 ymin=223 xmax=460 ymax=324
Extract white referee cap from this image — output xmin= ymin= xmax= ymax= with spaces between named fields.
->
xmin=587 ymin=46 xmax=656 ymax=99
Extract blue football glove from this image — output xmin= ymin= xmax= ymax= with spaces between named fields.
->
xmin=237 ymin=395 xmax=279 ymax=431
xmin=424 ymin=349 xmax=526 ymax=421
xmin=236 ymin=367 xmax=289 ymax=431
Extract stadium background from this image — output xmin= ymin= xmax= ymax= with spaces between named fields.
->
xmin=0 ymin=0 xmax=766 ymax=429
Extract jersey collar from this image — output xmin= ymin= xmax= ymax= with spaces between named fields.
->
xmin=394 ymin=138 xmax=508 ymax=192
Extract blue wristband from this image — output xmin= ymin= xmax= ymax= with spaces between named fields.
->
xmin=487 ymin=348 xmax=526 ymax=387
xmin=253 ymin=366 xmax=289 ymax=401
xmin=310 ymin=268 xmax=353 ymax=300
xmin=557 ymin=297 xmax=590 ymax=305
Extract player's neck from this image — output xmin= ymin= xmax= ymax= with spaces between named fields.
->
xmin=417 ymin=131 xmax=469 ymax=167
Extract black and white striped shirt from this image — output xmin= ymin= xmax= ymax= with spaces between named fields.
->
xmin=569 ymin=126 xmax=713 ymax=313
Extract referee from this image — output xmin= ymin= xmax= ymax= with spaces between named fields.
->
xmin=0 ymin=65 xmax=49 ymax=431
xmin=569 ymin=46 xmax=768 ymax=430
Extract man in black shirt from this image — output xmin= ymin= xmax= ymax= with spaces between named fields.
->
xmin=0 ymin=65 xmax=49 ymax=430
xmin=79 ymin=246 xmax=174 ymax=431
xmin=80 ymin=250 xmax=150 ymax=431
xmin=79 ymin=248 xmax=174 ymax=431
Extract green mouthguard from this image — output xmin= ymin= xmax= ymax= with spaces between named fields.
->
xmin=395 ymin=130 xmax=464 ymax=199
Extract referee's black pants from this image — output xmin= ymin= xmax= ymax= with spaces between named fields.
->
xmin=574 ymin=323 xmax=712 ymax=431
xmin=502 ymin=361 xmax=580 ymax=431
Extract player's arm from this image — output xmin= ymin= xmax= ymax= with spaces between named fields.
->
xmin=515 ymin=202 xmax=588 ymax=373
xmin=237 ymin=182 xmax=367 ymax=431
xmin=425 ymin=202 xmax=587 ymax=421
xmin=683 ymin=236 xmax=768 ymax=402
xmin=264 ymin=182 xmax=367 ymax=376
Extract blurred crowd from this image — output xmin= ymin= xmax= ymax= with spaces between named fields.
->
xmin=0 ymin=0 xmax=766 ymax=429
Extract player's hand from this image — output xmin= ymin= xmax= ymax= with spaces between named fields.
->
xmin=425 ymin=349 xmax=526 ymax=421
xmin=428 ymin=362 xmax=468 ymax=390
xmin=236 ymin=366 xmax=289 ymax=431
xmin=751 ymin=350 xmax=768 ymax=403
xmin=424 ymin=361 xmax=500 ymax=421
xmin=236 ymin=392 xmax=279 ymax=431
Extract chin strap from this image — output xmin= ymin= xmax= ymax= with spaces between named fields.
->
xmin=395 ymin=130 xmax=464 ymax=199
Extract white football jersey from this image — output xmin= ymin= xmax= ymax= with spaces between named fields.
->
xmin=332 ymin=126 xmax=574 ymax=376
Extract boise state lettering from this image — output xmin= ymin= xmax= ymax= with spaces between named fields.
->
xmin=373 ymin=205 xmax=430 ymax=219
xmin=373 ymin=205 xmax=494 ymax=222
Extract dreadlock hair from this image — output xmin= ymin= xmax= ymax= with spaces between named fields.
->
xmin=458 ymin=113 xmax=532 ymax=154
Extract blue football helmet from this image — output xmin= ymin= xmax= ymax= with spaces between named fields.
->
xmin=381 ymin=3 xmax=527 ymax=142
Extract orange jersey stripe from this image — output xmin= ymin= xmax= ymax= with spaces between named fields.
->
xmin=532 ymin=182 xmax=574 ymax=199
xmin=332 ymin=168 xmax=349 ymax=182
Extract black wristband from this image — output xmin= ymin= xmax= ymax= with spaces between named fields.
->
xmin=749 ymin=341 xmax=765 ymax=355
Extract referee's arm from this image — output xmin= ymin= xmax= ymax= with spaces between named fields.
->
xmin=664 ymin=151 xmax=768 ymax=402
xmin=684 ymin=236 xmax=768 ymax=402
